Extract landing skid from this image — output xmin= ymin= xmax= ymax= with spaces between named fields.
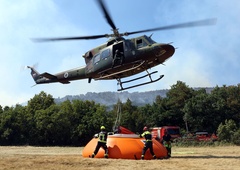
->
xmin=117 ymin=70 xmax=164 ymax=91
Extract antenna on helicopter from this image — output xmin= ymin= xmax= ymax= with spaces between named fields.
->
xmin=149 ymin=33 xmax=154 ymax=39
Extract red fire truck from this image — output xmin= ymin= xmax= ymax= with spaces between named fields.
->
xmin=151 ymin=126 xmax=181 ymax=142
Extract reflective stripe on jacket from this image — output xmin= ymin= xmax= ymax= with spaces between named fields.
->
xmin=141 ymin=131 xmax=152 ymax=141
xmin=98 ymin=131 xmax=108 ymax=143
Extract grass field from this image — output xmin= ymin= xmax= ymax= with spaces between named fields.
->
xmin=0 ymin=146 xmax=239 ymax=170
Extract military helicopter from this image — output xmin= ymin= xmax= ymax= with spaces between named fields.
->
xmin=28 ymin=0 xmax=216 ymax=91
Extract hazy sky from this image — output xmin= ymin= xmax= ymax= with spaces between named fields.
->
xmin=1 ymin=0 xmax=240 ymax=107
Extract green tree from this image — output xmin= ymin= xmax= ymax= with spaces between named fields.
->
xmin=51 ymin=100 xmax=73 ymax=145
xmin=162 ymin=81 xmax=194 ymax=127
xmin=232 ymin=129 xmax=240 ymax=145
xmin=34 ymin=107 xmax=57 ymax=145
xmin=26 ymin=91 xmax=55 ymax=145
xmin=119 ymin=99 xmax=138 ymax=132
xmin=225 ymin=85 xmax=240 ymax=123
xmin=0 ymin=105 xmax=3 ymax=114
xmin=75 ymin=100 xmax=113 ymax=145
xmin=217 ymin=119 xmax=238 ymax=143
xmin=183 ymin=89 xmax=219 ymax=132
xmin=0 ymin=105 xmax=29 ymax=145
xmin=151 ymin=96 xmax=169 ymax=127
xmin=27 ymin=91 xmax=55 ymax=114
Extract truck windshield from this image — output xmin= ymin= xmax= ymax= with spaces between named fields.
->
xmin=167 ymin=128 xmax=180 ymax=135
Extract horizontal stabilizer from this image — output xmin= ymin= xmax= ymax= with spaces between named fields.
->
xmin=40 ymin=72 xmax=70 ymax=84
xmin=40 ymin=72 xmax=57 ymax=79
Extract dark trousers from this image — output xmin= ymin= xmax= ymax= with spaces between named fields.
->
xmin=112 ymin=55 xmax=124 ymax=67
xmin=164 ymin=141 xmax=172 ymax=157
xmin=142 ymin=141 xmax=155 ymax=157
xmin=166 ymin=147 xmax=171 ymax=157
xmin=93 ymin=141 xmax=108 ymax=156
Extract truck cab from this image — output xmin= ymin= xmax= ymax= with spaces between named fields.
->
xmin=151 ymin=126 xmax=181 ymax=142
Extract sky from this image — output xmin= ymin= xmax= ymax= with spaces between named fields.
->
xmin=1 ymin=0 xmax=240 ymax=107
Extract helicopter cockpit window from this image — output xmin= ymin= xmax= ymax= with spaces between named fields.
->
xmin=145 ymin=35 xmax=156 ymax=44
xmin=101 ymin=49 xmax=110 ymax=60
xmin=136 ymin=39 xmax=147 ymax=49
xmin=94 ymin=53 xmax=101 ymax=65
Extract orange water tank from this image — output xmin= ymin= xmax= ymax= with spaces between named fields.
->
xmin=82 ymin=134 xmax=168 ymax=159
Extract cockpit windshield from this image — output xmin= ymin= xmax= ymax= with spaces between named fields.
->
xmin=136 ymin=35 xmax=156 ymax=49
xmin=144 ymin=35 xmax=156 ymax=44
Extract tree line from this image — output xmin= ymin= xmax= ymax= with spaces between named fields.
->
xmin=0 ymin=81 xmax=239 ymax=146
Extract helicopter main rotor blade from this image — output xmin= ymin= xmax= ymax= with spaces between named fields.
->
xmin=33 ymin=0 xmax=119 ymax=42
xmin=32 ymin=18 xmax=217 ymax=42
xmin=32 ymin=34 xmax=108 ymax=42
xmin=96 ymin=0 xmax=117 ymax=30
xmin=125 ymin=18 xmax=217 ymax=36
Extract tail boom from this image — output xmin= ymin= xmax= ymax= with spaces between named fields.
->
xmin=27 ymin=66 xmax=87 ymax=85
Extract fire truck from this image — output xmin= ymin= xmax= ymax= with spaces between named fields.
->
xmin=151 ymin=126 xmax=181 ymax=142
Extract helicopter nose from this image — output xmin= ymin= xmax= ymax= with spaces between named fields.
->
xmin=154 ymin=44 xmax=175 ymax=63
xmin=160 ymin=44 xmax=175 ymax=57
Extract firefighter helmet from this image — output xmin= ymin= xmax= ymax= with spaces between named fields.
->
xmin=101 ymin=126 xmax=105 ymax=130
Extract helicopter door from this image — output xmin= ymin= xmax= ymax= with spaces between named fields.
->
xmin=113 ymin=42 xmax=124 ymax=57
xmin=112 ymin=42 xmax=124 ymax=66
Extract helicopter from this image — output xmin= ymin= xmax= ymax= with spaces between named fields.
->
xmin=28 ymin=0 xmax=216 ymax=91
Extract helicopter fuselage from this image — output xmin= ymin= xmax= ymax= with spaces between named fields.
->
xmin=29 ymin=35 xmax=174 ymax=87
xmin=85 ymin=35 xmax=174 ymax=80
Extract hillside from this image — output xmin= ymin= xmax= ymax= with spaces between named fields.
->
xmin=54 ymin=88 xmax=213 ymax=106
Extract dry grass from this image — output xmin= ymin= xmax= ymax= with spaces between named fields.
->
xmin=0 ymin=146 xmax=239 ymax=170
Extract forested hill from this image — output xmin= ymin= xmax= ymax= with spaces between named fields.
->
xmin=1 ymin=82 xmax=239 ymax=146
xmin=54 ymin=88 xmax=213 ymax=107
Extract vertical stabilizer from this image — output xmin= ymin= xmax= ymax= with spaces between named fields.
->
xmin=27 ymin=66 xmax=39 ymax=82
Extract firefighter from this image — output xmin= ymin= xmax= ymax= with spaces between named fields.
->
xmin=139 ymin=126 xmax=156 ymax=160
xmin=162 ymin=129 xmax=172 ymax=158
xmin=112 ymin=49 xmax=123 ymax=68
xmin=91 ymin=126 xmax=109 ymax=158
